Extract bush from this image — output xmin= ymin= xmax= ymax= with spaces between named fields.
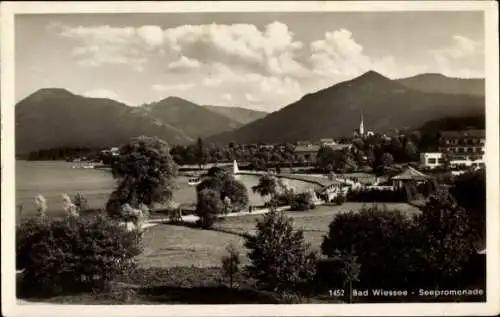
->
xmin=321 ymin=196 xmax=478 ymax=291
xmin=321 ymin=205 xmax=415 ymax=289
xmin=196 ymin=188 xmax=224 ymax=229
xmin=244 ymin=209 xmax=317 ymax=293
xmin=290 ymin=192 xmax=316 ymax=211
xmin=16 ymin=214 xmax=142 ymax=296
xmin=74 ymin=193 xmax=90 ymax=211
xmin=197 ymin=173 xmax=249 ymax=212
xmin=346 ymin=188 xmax=406 ymax=202
xmin=221 ymin=243 xmax=241 ymax=289
xmin=271 ymin=190 xmax=295 ymax=207
xmin=332 ymin=193 xmax=346 ymax=205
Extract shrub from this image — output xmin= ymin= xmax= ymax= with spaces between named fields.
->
xmin=16 ymin=214 xmax=142 ymax=296
xmin=321 ymin=205 xmax=415 ymax=289
xmin=332 ymin=193 xmax=346 ymax=205
xmin=197 ymin=173 xmax=249 ymax=212
xmin=221 ymin=243 xmax=241 ymax=289
xmin=321 ymin=195 xmax=478 ymax=290
xmin=196 ymin=188 xmax=224 ymax=229
xmin=271 ymin=189 xmax=295 ymax=207
xmin=74 ymin=193 xmax=90 ymax=211
xmin=252 ymin=175 xmax=278 ymax=202
xmin=34 ymin=194 xmax=47 ymax=217
xmin=412 ymin=191 xmax=477 ymax=287
xmin=449 ymin=170 xmax=486 ymax=243
xmin=290 ymin=192 xmax=315 ymax=211
xmin=346 ymin=188 xmax=406 ymax=202
xmin=244 ymin=209 xmax=317 ymax=294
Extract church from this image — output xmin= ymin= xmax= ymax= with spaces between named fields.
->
xmin=353 ymin=110 xmax=374 ymax=137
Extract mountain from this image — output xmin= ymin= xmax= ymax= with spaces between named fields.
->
xmin=203 ymin=105 xmax=268 ymax=125
xmin=419 ymin=115 xmax=485 ymax=134
xmin=397 ymin=73 xmax=484 ymax=96
xmin=140 ymin=97 xmax=243 ymax=140
xmin=15 ymin=89 xmax=192 ymax=154
xmin=208 ymin=71 xmax=485 ymax=145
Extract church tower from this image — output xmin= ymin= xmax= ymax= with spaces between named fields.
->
xmin=359 ymin=110 xmax=364 ymax=136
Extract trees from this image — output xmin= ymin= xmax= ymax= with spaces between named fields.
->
xmin=16 ymin=214 xmax=142 ymax=296
xmin=450 ymin=170 xmax=486 ymax=244
xmin=221 ymin=243 xmax=241 ymax=289
xmin=321 ymin=194 xmax=478 ymax=291
xmin=197 ymin=170 xmax=249 ymax=213
xmin=252 ymin=174 xmax=278 ymax=203
xmin=290 ymin=192 xmax=316 ymax=211
xmin=412 ymin=191 xmax=477 ymax=286
xmin=380 ymin=152 xmax=394 ymax=168
xmin=321 ymin=205 xmax=414 ymax=289
xmin=404 ymin=140 xmax=418 ymax=162
xmin=244 ymin=209 xmax=317 ymax=293
xmin=221 ymin=178 xmax=249 ymax=212
xmin=106 ymin=136 xmax=177 ymax=220
xmin=196 ymin=137 xmax=208 ymax=169
xmin=196 ymin=188 xmax=224 ymax=229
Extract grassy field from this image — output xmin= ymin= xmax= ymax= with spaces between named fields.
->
xmin=139 ymin=203 xmax=421 ymax=268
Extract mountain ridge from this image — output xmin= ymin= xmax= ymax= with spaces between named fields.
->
xmin=207 ymin=70 xmax=485 ymax=144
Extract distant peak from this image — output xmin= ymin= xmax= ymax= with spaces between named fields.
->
xmin=356 ymin=70 xmax=389 ymax=81
xmin=33 ymin=88 xmax=74 ymax=96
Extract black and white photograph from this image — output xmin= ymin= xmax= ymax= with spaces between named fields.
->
xmin=1 ymin=1 xmax=499 ymax=316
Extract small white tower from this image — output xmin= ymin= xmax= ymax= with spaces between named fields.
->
xmin=359 ymin=110 xmax=365 ymax=136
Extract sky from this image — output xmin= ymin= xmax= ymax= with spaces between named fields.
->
xmin=15 ymin=11 xmax=485 ymax=111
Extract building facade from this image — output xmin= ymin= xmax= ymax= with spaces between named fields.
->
xmin=294 ymin=144 xmax=320 ymax=163
xmin=420 ymin=152 xmax=444 ymax=169
xmin=438 ymin=130 xmax=485 ymax=168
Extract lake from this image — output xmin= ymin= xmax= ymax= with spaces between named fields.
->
xmin=15 ymin=161 xmax=319 ymax=216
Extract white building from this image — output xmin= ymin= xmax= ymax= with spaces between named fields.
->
xmin=420 ymin=152 xmax=444 ymax=169
xmin=449 ymin=156 xmax=484 ymax=169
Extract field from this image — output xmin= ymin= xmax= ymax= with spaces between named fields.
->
xmin=139 ymin=203 xmax=422 ymax=268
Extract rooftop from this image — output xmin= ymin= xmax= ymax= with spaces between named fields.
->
xmin=294 ymin=145 xmax=321 ymax=152
xmin=391 ymin=166 xmax=431 ymax=181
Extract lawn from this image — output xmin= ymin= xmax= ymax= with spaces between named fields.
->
xmin=139 ymin=202 xmax=422 ymax=268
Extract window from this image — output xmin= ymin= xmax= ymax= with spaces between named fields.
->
xmin=438 ymin=158 xmax=444 ymax=164
xmin=467 ymin=147 xmax=473 ymax=153
xmin=428 ymin=158 xmax=437 ymax=164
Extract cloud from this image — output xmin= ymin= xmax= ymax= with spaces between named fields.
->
xmin=152 ymin=83 xmax=195 ymax=92
xmin=432 ymin=35 xmax=484 ymax=78
xmin=168 ymin=56 xmax=201 ymax=70
xmin=137 ymin=25 xmax=164 ymax=47
xmin=51 ymin=21 xmax=307 ymax=78
xmin=245 ymin=93 xmax=259 ymax=102
xmin=51 ymin=22 xmax=152 ymax=71
xmin=50 ymin=21 xmax=484 ymax=110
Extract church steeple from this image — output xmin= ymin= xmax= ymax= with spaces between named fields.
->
xmin=359 ymin=110 xmax=364 ymax=136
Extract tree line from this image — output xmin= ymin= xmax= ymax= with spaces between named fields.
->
xmin=21 ymin=146 xmax=103 ymax=161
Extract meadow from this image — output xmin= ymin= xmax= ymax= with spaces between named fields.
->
xmin=138 ymin=203 xmax=422 ymax=269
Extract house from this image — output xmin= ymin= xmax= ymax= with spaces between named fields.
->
xmin=294 ymin=144 xmax=320 ymax=163
xmin=439 ymin=130 xmax=485 ymax=169
xmin=296 ymin=140 xmax=313 ymax=146
xmin=420 ymin=152 xmax=445 ymax=169
xmin=319 ymin=138 xmax=336 ymax=146
xmin=259 ymin=144 xmax=275 ymax=150
xmin=327 ymin=144 xmax=352 ymax=151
